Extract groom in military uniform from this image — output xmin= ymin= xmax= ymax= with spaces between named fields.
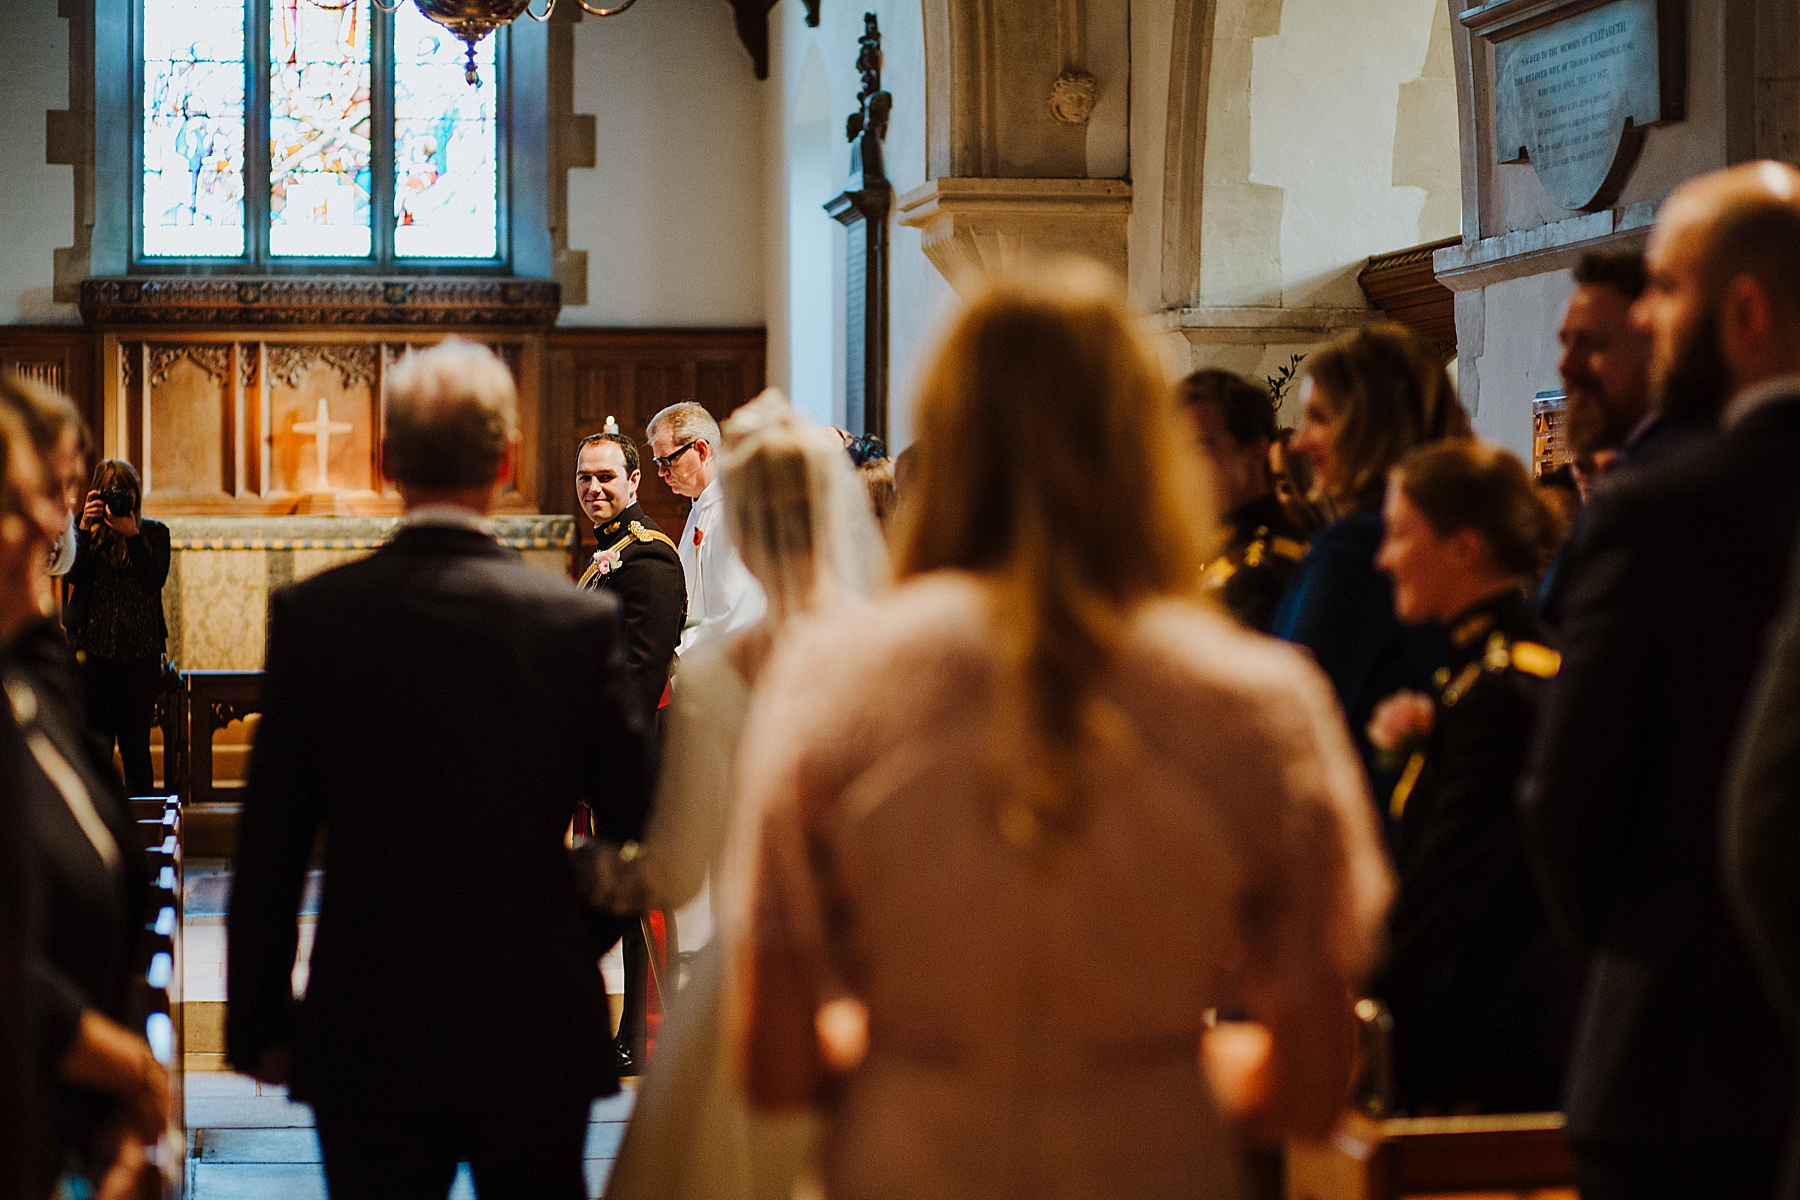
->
xmin=575 ymin=422 xmax=686 ymax=1074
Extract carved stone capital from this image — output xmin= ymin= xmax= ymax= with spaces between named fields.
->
xmin=897 ymin=177 xmax=1132 ymax=292
xmin=79 ymin=277 xmax=561 ymax=327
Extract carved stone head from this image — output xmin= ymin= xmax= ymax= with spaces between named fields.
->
xmin=1049 ymin=70 xmax=1098 ymax=126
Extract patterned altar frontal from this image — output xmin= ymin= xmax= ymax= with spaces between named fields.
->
xmin=156 ymin=515 xmax=575 ymax=670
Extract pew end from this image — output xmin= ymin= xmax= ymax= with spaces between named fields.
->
xmin=1285 ymin=1111 xmax=1575 ymax=1200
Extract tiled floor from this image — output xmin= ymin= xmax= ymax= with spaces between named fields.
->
xmin=183 ymin=1072 xmax=635 ymax=1199
xmin=184 ymin=860 xmax=637 ymax=1198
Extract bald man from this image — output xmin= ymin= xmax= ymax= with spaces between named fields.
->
xmin=1521 ymin=163 xmax=1800 ymax=1200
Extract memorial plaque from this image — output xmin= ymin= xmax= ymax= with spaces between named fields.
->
xmin=1469 ymin=0 xmax=1684 ymax=212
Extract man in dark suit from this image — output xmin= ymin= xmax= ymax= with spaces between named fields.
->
xmin=1520 ymin=162 xmax=1800 ymax=1200
xmin=227 ymin=341 xmax=651 ymax=1200
xmin=574 ymin=425 xmax=685 ymax=1075
xmin=1726 ymin=531 xmax=1800 ymax=1200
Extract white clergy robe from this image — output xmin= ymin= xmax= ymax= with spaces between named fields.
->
xmin=676 ymin=477 xmax=765 ymax=654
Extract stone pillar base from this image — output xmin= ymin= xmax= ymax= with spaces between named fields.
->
xmin=897 ymin=177 xmax=1132 ymax=292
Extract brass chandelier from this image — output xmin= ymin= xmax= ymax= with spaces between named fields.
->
xmin=311 ymin=0 xmax=639 ymax=84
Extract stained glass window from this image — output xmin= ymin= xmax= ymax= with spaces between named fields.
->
xmin=141 ymin=0 xmax=247 ymax=257
xmin=394 ymin=4 xmax=498 ymax=259
xmin=137 ymin=0 xmax=504 ymax=267
xmin=270 ymin=0 xmax=373 ymax=257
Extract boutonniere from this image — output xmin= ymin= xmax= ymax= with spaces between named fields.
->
xmin=592 ymin=547 xmax=623 ymax=577
xmin=1367 ymin=689 xmax=1434 ymax=772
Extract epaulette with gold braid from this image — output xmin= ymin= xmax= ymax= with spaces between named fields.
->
xmin=628 ymin=521 xmax=679 ymax=553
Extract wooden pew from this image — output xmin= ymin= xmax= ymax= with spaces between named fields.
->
xmin=134 ymin=795 xmax=185 ymax=1197
xmin=183 ymin=670 xmax=264 ymax=858
xmin=1286 ymin=1112 xmax=1576 ymax=1200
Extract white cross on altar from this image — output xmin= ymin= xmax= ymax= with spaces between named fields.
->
xmin=292 ymin=398 xmax=354 ymax=492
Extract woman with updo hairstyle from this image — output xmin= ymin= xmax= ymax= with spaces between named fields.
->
xmin=1366 ymin=438 xmax=1577 ymax=1116
xmin=733 ymin=262 xmax=1391 ymax=1200
xmin=1272 ymin=323 xmax=1471 ymax=806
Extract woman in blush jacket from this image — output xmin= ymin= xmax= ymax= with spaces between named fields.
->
xmin=731 ymin=262 xmax=1393 ymax=1200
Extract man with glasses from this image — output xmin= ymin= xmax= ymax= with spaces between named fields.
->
xmin=646 ymin=401 xmax=765 ymax=653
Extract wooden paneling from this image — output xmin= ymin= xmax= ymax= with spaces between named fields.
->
xmin=101 ymin=330 xmax=545 ymax=517
xmin=0 ymin=326 xmax=101 ymax=447
xmin=546 ymin=327 xmax=766 ymax=563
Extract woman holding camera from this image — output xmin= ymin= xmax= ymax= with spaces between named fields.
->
xmin=65 ymin=460 xmax=170 ymax=797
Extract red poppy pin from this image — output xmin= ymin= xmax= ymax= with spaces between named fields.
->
xmin=693 ymin=528 xmax=704 ymax=547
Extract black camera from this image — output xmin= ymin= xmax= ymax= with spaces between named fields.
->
xmin=100 ymin=485 xmax=135 ymax=518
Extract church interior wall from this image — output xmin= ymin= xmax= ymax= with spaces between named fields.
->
xmin=555 ymin=0 xmax=767 ymax=328
xmin=763 ymin=0 xmax=951 ymax=450
xmin=1138 ymin=0 xmax=1460 ymax=413
xmin=1 ymin=0 xmax=76 ymax=324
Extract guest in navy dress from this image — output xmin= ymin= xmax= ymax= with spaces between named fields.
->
xmin=1271 ymin=324 xmax=1470 ymax=815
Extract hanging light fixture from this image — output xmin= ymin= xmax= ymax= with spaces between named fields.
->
xmin=332 ymin=0 xmax=639 ymax=85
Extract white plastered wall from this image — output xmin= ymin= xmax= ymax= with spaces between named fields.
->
xmin=557 ymin=0 xmax=766 ymax=326
xmin=1137 ymin=0 xmax=1461 ymax=400
xmin=764 ymin=0 xmax=952 ymax=450
xmin=0 ymin=1 xmax=76 ymax=323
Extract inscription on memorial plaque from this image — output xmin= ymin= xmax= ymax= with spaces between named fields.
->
xmin=1469 ymin=0 xmax=1684 ymax=212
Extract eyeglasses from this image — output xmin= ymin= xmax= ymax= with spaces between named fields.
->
xmin=652 ymin=439 xmax=700 ymax=473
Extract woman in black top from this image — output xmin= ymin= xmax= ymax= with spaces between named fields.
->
xmin=1367 ymin=439 xmax=1577 ymax=1115
xmin=0 ymin=389 xmax=166 ymax=1192
xmin=65 ymin=459 xmax=170 ymax=797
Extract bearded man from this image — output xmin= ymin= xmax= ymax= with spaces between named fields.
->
xmin=1521 ymin=162 xmax=1800 ymax=1200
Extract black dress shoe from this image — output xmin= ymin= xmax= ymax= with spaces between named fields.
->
xmin=613 ymin=1038 xmax=640 ymax=1076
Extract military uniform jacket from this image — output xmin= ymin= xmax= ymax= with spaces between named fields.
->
xmin=581 ymin=502 xmax=686 ymax=719
xmin=1202 ymin=493 xmax=1308 ymax=633
xmin=1375 ymin=589 xmax=1577 ymax=1115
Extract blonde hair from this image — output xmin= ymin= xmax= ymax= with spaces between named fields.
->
xmin=894 ymin=260 xmax=1213 ymax=831
xmin=383 ymin=339 xmax=517 ymax=489
xmin=647 ymin=401 xmax=722 ymax=450
xmin=1303 ymin=323 xmax=1469 ymax=512
xmin=721 ymin=391 xmax=886 ymax=620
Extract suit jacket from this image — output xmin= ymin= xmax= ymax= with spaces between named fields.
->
xmin=1271 ymin=510 xmax=1450 ymax=806
xmin=1520 ymin=392 xmax=1800 ymax=1148
xmin=583 ymin=502 xmax=686 ymax=718
xmin=226 ymin=523 xmax=653 ymax=1106
xmin=1539 ymin=413 xmax=1709 ymax=629
xmin=62 ymin=517 xmax=171 ymax=646
xmin=1724 ymin=526 xmax=1800 ymax=1199
xmin=1374 ymin=591 xmax=1577 ymax=1115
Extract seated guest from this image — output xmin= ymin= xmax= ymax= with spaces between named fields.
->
xmin=1272 ymin=324 xmax=1470 ymax=808
xmin=1368 ymin=439 xmax=1577 ymax=1115
xmin=1183 ymin=369 xmax=1308 ymax=632
xmin=0 ymin=384 xmax=164 ymax=1198
xmin=64 ymin=459 xmax=170 ymax=797
xmin=735 ymin=262 xmax=1392 ymax=1200
xmin=228 ymin=340 xmax=653 ymax=1199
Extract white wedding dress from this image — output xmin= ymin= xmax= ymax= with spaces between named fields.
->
xmin=603 ymin=638 xmax=818 ymax=1200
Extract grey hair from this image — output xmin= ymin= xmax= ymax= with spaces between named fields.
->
xmin=646 ymin=401 xmax=721 ymax=451
xmin=383 ymin=339 xmax=517 ymax=490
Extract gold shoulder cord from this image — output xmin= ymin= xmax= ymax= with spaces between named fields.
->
xmin=1390 ymin=750 xmax=1426 ymax=820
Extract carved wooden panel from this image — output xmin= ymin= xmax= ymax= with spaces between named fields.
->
xmin=102 ymin=330 xmax=545 ymax=517
xmin=546 ymin=327 xmax=766 ymax=555
xmin=0 ymin=327 xmax=100 ymax=448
